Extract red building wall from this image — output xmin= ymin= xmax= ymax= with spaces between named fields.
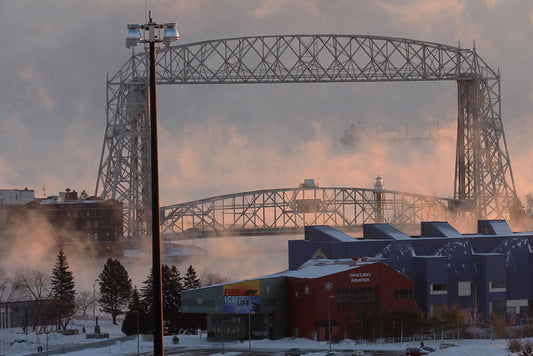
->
xmin=286 ymin=261 xmax=414 ymax=341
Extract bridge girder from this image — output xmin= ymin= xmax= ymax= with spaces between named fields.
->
xmin=95 ymin=34 xmax=517 ymax=238
xmin=160 ymin=186 xmax=464 ymax=238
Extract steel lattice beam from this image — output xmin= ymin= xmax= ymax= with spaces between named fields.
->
xmin=159 ymin=187 xmax=462 ymax=238
xmin=95 ymin=35 xmax=517 ymax=238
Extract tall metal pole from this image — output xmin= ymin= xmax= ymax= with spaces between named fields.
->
xmin=93 ymin=279 xmax=98 ymax=320
xmin=148 ymin=17 xmax=164 ymax=356
xmin=132 ymin=310 xmax=140 ymax=356
xmin=221 ymin=312 xmax=225 ymax=354
xmin=328 ymin=296 xmax=332 ymax=351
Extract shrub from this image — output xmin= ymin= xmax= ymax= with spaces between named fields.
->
xmin=507 ymin=337 xmax=522 ymax=353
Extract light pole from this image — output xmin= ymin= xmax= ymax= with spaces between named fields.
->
xmin=221 ymin=311 xmax=225 ymax=354
xmin=327 ymin=295 xmax=334 ymax=351
xmin=132 ymin=310 xmax=140 ymax=356
xmin=92 ymin=278 xmax=99 ymax=320
xmin=126 ymin=12 xmax=179 ymax=356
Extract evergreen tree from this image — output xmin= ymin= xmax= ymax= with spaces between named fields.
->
xmin=140 ymin=264 xmax=183 ymax=333
xmin=181 ymin=265 xmax=207 ymax=332
xmin=139 ymin=271 xmax=153 ymax=316
xmin=183 ymin=265 xmax=201 ymax=290
xmin=122 ymin=287 xmax=151 ymax=335
xmin=164 ymin=265 xmax=183 ymax=332
xmin=128 ymin=287 xmax=144 ymax=312
xmin=50 ymin=248 xmax=76 ymax=329
xmin=98 ymin=258 xmax=132 ymax=325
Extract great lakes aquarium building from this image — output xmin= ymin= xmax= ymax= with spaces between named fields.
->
xmin=290 ymin=221 xmax=533 ymax=321
xmin=181 ymin=258 xmax=414 ymax=340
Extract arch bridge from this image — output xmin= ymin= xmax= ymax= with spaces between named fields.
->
xmin=160 ymin=185 xmax=467 ymax=238
xmin=95 ymin=34 xmax=516 ymax=238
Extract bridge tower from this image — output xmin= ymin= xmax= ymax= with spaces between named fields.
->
xmin=95 ymin=35 xmax=517 ymax=237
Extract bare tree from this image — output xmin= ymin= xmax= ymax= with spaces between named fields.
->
xmin=75 ymin=290 xmax=96 ymax=319
xmin=199 ymin=270 xmax=231 ymax=287
xmin=0 ymin=269 xmax=19 ymax=302
xmin=14 ymin=267 xmax=52 ymax=331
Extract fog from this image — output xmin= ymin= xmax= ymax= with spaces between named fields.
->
xmin=2 ymin=0 xmax=533 ymax=288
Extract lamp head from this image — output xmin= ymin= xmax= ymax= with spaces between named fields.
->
xmin=163 ymin=22 xmax=180 ymax=47
xmin=126 ymin=24 xmax=142 ymax=48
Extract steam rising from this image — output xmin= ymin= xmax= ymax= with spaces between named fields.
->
xmin=3 ymin=0 xmax=533 ymax=285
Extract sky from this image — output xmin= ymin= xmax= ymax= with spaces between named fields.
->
xmin=3 ymin=0 xmax=533 ymax=285
xmin=1 ymin=0 xmax=533 ymax=207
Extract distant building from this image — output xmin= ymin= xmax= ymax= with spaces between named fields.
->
xmin=289 ymin=221 xmax=533 ymax=322
xmin=182 ymin=258 xmax=414 ymax=340
xmin=0 ymin=188 xmax=123 ymax=255
xmin=0 ymin=299 xmax=58 ymax=330
xmin=0 ymin=188 xmax=35 ymax=206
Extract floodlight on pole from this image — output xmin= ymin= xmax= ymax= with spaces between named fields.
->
xmin=125 ymin=18 xmax=179 ymax=49
xmin=163 ymin=23 xmax=179 ymax=47
xmin=125 ymin=11 xmax=179 ymax=356
xmin=126 ymin=25 xmax=142 ymax=49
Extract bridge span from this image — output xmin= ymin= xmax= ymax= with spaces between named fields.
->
xmin=96 ymin=34 xmax=516 ymax=238
xmin=160 ymin=183 xmax=468 ymax=239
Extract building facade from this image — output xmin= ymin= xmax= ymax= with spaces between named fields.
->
xmin=182 ymin=259 xmax=414 ymax=341
xmin=0 ymin=188 xmax=35 ymax=206
xmin=289 ymin=221 xmax=533 ymax=321
xmin=182 ymin=276 xmax=287 ymax=340
xmin=285 ymin=259 xmax=414 ymax=341
xmin=0 ymin=188 xmax=123 ymax=257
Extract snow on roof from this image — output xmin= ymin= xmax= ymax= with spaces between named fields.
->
xmin=267 ymin=258 xmax=378 ymax=280
xmin=200 ymin=258 xmax=381 ymax=288
xmin=313 ymin=226 xmax=356 ymax=242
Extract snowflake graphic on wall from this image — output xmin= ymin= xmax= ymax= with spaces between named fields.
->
xmin=304 ymin=285 xmax=310 ymax=295
xmin=324 ymin=281 xmax=333 ymax=291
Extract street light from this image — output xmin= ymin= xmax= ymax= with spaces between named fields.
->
xmin=327 ymin=295 xmax=334 ymax=351
xmin=126 ymin=12 xmax=180 ymax=356
xmin=92 ymin=278 xmax=99 ymax=320
xmin=132 ymin=310 xmax=140 ymax=356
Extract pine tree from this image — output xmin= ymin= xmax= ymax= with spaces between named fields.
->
xmin=128 ymin=287 xmax=144 ymax=313
xmin=183 ymin=265 xmax=201 ymax=290
xmin=122 ymin=287 xmax=151 ymax=335
xmin=164 ymin=265 xmax=183 ymax=333
xmin=139 ymin=271 xmax=154 ymax=317
xmin=50 ymin=248 xmax=76 ymax=329
xmin=98 ymin=258 xmax=132 ymax=325
xmin=140 ymin=264 xmax=183 ymax=333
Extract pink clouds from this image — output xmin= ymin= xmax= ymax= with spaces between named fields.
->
xmin=158 ymin=114 xmax=457 ymax=206
xmin=378 ymin=0 xmax=470 ymax=38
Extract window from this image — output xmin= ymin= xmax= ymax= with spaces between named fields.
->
xmin=458 ymin=281 xmax=472 ymax=296
xmin=394 ymin=289 xmax=413 ymax=300
xmin=489 ymin=281 xmax=506 ymax=292
xmin=490 ymin=301 xmax=506 ymax=318
xmin=430 ymin=284 xmax=448 ymax=295
xmin=337 ymin=287 xmax=379 ymax=307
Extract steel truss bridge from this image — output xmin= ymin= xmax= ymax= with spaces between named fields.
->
xmin=160 ymin=186 xmax=465 ymax=238
xmin=95 ymin=34 xmax=517 ymax=238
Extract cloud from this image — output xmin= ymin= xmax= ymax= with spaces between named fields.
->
xmin=249 ymin=0 xmax=288 ymax=19
xmin=18 ymin=67 xmax=56 ymax=112
xmin=159 ymin=113 xmax=457 ymax=206
xmin=378 ymin=0 xmax=468 ymax=38
xmin=485 ymin=0 xmax=504 ymax=9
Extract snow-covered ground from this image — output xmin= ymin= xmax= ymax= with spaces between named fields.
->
xmin=0 ymin=317 xmax=523 ymax=355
